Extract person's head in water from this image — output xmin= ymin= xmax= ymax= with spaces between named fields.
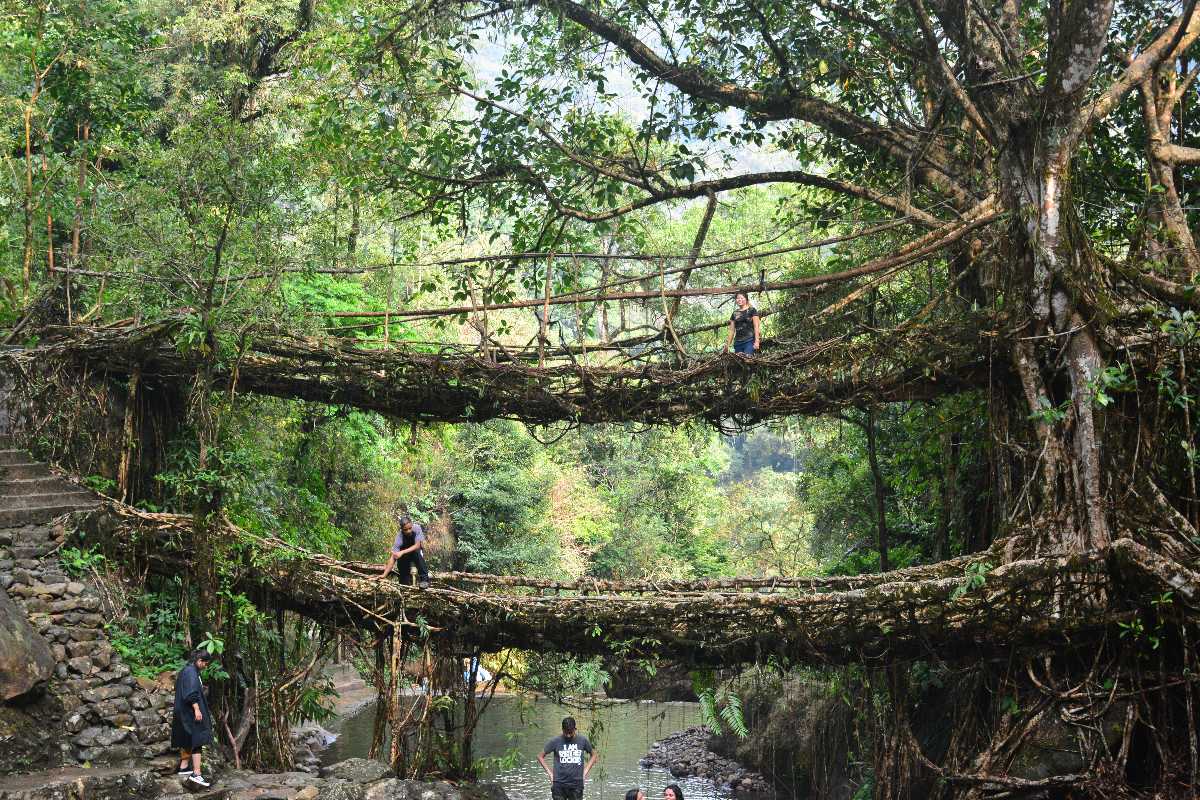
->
xmin=561 ymin=716 xmax=577 ymax=739
xmin=626 ymin=790 xmax=645 ymax=800
xmin=663 ymin=784 xmax=683 ymax=800
xmin=734 ymin=291 xmax=750 ymax=310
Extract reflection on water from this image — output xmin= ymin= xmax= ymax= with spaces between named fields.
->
xmin=323 ymin=695 xmax=739 ymax=800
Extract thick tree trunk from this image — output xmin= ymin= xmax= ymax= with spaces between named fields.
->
xmin=935 ymin=430 xmax=958 ymax=561
xmin=1001 ymin=141 xmax=1112 ymax=554
xmin=867 ymin=407 xmax=890 ymax=572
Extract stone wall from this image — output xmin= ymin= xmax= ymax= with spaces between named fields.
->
xmin=0 ymin=518 xmax=173 ymax=772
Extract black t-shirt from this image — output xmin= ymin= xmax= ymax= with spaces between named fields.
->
xmin=731 ymin=306 xmax=759 ymax=342
xmin=543 ymin=734 xmax=593 ymax=786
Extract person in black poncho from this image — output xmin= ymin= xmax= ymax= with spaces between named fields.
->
xmin=171 ymin=648 xmax=217 ymax=788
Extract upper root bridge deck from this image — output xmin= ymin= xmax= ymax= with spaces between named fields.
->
xmin=86 ymin=502 xmax=1199 ymax=668
xmin=2 ymin=319 xmax=989 ymax=426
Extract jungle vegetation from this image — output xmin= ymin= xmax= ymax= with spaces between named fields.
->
xmin=3 ymin=0 xmax=1200 ymax=795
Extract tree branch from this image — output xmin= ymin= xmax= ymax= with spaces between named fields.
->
xmin=907 ymin=0 xmax=997 ymax=146
xmin=1087 ymin=1 xmax=1200 ymax=128
xmin=522 ymin=0 xmax=974 ymax=205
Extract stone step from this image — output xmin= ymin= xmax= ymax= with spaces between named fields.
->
xmin=0 ymin=491 xmax=97 ymax=511
xmin=0 ymin=502 xmax=94 ymax=529
xmin=155 ymin=777 xmax=231 ymax=800
xmin=0 ymin=765 xmax=160 ymax=798
xmin=0 ymin=476 xmax=85 ymax=496
xmin=0 ymin=463 xmax=50 ymax=480
xmin=0 ymin=449 xmax=32 ymax=466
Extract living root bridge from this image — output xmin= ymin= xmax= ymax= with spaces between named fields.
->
xmin=4 ymin=318 xmax=991 ymax=426
xmin=84 ymin=502 xmax=1200 ymax=668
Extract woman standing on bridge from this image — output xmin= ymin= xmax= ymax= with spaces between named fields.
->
xmin=725 ymin=292 xmax=760 ymax=355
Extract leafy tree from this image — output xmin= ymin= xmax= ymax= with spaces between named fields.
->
xmin=449 ymin=421 xmax=561 ymax=573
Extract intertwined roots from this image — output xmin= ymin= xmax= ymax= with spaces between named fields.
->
xmin=2 ymin=316 xmax=989 ymax=428
xmin=84 ymin=501 xmax=1199 ymax=669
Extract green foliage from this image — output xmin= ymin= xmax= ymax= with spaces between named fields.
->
xmin=693 ymin=670 xmax=748 ymax=739
xmin=106 ymin=589 xmax=189 ymax=679
xmin=950 ymin=561 xmax=993 ymax=601
xmin=60 ymin=546 xmax=105 ymax=577
xmin=449 ymin=421 xmax=560 ymax=573
xmin=1160 ymin=307 xmax=1199 ymax=347
xmin=295 ymin=678 xmax=338 ymax=725
xmin=1119 ymin=591 xmax=1176 ymax=653
xmin=519 ymin=654 xmax=610 ymax=695
xmin=563 ymin=425 xmax=733 ymax=580
xmin=851 ymin=776 xmax=875 ymax=800
xmin=82 ymin=475 xmax=117 ymax=495
xmin=1029 ymin=398 xmax=1069 ymax=425
xmin=475 ymin=733 xmax=524 ymax=775
xmin=1090 ymin=364 xmax=1134 ymax=408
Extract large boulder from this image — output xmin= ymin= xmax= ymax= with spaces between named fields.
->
xmin=1009 ymin=701 xmax=1128 ymax=781
xmin=708 ymin=676 xmax=854 ymax=800
xmin=0 ymin=766 xmax=159 ymax=799
xmin=318 ymin=777 xmax=508 ymax=800
xmin=0 ymin=695 xmax=67 ymax=775
xmin=0 ymin=586 xmax=55 ymax=703
xmin=320 ymin=758 xmax=392 ymax=784
xmin=461 ymin=785 xmax=507 ymax=800
xmin=604 ymin=660 xmax=698 ymax=702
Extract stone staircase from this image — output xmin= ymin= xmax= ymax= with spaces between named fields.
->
xmin=0 ymin=437 xmax=98 ymax=529
xmin=0 ymin=437 xmax=175 ymax=772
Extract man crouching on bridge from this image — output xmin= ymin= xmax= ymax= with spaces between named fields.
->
xmin=539 ymin=716 xmax=598 ymax=800
xmin=376 ymin=512 xmax=431 ymax=588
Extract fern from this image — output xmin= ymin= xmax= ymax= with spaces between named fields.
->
xmin=698 ymin=688 xmax=721 ymax=735
xmin=718 ymin=689 xmax=749 ymax=739
xmin=692 ymin=671 xmax=748 ymax=739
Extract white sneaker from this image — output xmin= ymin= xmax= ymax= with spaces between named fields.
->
xmin=187 ymin=774 xmax=212 ymax=788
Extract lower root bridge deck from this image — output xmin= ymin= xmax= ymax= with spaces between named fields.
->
xmin=84 ymin=502 xmax=1200 ymax=668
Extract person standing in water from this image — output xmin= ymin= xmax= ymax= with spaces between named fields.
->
xmin=539 ymin=716 xmax=599 ymax=800
xmin=726 ymin=292 xmax=761 ymax=355
xmin=663 ymin=784 xmax=684 ymax=800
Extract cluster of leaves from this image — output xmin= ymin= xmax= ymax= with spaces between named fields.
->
xmin=106 ymin=588 xmax=190 ymax=679
xmin=59 ymin=545 xmax=105 ymax=577
xmin=693 ymin=669 xmax=748 ymax=739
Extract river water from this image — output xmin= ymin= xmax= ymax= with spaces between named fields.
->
xmin=322 ymin=696 xmax=735 ymax=800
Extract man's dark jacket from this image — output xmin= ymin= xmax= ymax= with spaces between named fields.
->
xmin=170 ymin=663 xmax=213 ymax=750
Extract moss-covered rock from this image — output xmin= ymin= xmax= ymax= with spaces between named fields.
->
xmin=0 ymin=587 xmax=55 ymax=703
xmin=0 ymin=694 xmax=65 ymax=775
xmin=709 ymin=675 xmax=854 ymax=800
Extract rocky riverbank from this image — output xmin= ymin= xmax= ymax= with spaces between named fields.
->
xmin=291 ymin=664 xmax=378 ymax=772
xmin=641 ymin=727 xmax=772 ymax=795
xmin=0 ymin=757 xmax=510 ymax=800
